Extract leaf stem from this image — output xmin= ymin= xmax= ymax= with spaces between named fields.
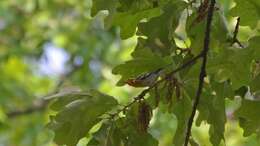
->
xmin=184 ymin=0 xmax=216 ymax=145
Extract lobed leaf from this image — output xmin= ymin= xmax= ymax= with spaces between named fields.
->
xmin=235 ymin=99 xmax=260 ymax=137
xmin=47 ymin=89 xmax=118 ymax=146
xmin=172 ymin=94 xmax=192 ymax=146
xmin=110 ymin=8 xmax=162 ymax=39
xmin=230 ymin=0 xmax=260 ymax=28
xmin=196 ymin=82 xmax=228 ymax=146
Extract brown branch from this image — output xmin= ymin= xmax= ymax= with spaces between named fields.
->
xmin=184 ymin=0 xmax=216 ymax=146
xmin=6 ymin=62 xmax=82 ymax=118
xmin=7 ymin=100 xmax=48 ymax=118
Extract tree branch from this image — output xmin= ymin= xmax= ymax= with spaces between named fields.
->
xmin=7 ymin=100 xmax=48 ymax=118
xmin=108 ymin=53 xmax=203 ymax=120
xmin=6 ymin=62 xmax=82 ymax=118
xmin=184 ymin=0 xmax=216 ymax=146
xmin=7 ymin=49 xmax=201 ymax=119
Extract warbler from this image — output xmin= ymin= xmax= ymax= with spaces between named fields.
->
xmin=125 ymin=68 xmax=163 ymax=87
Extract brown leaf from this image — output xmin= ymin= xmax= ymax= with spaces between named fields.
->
xmin=137 ymin=101 xmax=152 ymax=133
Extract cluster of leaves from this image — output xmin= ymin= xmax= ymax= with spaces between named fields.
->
xmin=5 ymin=0 xmax=258 ymax=145
xmin=0 ymin=0 xmax=124 ymax=145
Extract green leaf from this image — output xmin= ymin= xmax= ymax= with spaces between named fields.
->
xmin=87 ymin=123 xmax=122 ymax=146
xmin=118 ymin=0 xmax=153 ymax=12
xmin=91 ymin=0 xmax=163 ymax=39
xmin=123 ymin=129 xmax=158 ymax=146
xmin=47 ymin=89 xmax=118 ymax=146
xmin=124 ymin=119 xmax=158 ymax=145
xmin=249 ymin=36 xmax=260 ymax=60
xmin=117 ymin=102 xmax=158 ymax=146
xmin=196 ymin=82 xmax=228 ymax=146
xmin=188 ymin=13 xmax=228 ymax=55
xmin=172 ymin=94 xmax=192 ymax=146
xmin=112 ymin=47 xmax=171 ymax=86
xmin=94 ymin=104 xmax=158 ymax=146
xmin=137 ymin=1 xmax=186 ymax=55
xmin=250 ymin=75 xmax=260 ymax=93
xmin=91 ymin=0 xmax=118 ymax=16
xmin=189 ymin=138 xmax=200 ymax=146
xmin=208 ymin=46 xmax=254 ymax=89
xmin=110 ymin=8 xmax=162 ymax=39
xmin=44 ymin=87 xmax=87 ymax=111
xmin=235 ymin=99 xmax=260 ymax=137
xmin=230 ymin=0 xmax=260 ymax=28
xmin=213 ymin=81 xmax=235 ymax=100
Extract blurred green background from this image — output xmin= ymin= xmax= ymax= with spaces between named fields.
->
xmin=0 ymin=0 xmax=259 ymax=146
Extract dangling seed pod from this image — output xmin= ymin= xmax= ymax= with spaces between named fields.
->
xmin=166 ymin=77 xmax=176 ymax=104
xmin=137 ymin=101 xmax=152 ymax=133
xmin=175 ymin=84 xmax=181 ymax=100
xmin=154 ymin=85 xmax=160 ymax=107
xmin=166 ymin=81 xmax=174 ymax=103
xmin=190 ymin=0 xmax=209 ymax=27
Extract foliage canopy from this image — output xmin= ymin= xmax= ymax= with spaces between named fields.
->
xmin=0 ymin=0 xmax=260 ymax=146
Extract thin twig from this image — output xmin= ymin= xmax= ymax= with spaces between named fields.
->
xmin=232 ymin=17 xmax=244 ymax=48
xmin=109 ymin=88 xmax=150 ymax=119
xmin=233 ymin=17 xmax=240 ymax=41
xmin=184 ymin=0 xmax=216 ymax=146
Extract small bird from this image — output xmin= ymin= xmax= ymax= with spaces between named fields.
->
xmin=125 ymin=68 xmax=163 ymax=87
